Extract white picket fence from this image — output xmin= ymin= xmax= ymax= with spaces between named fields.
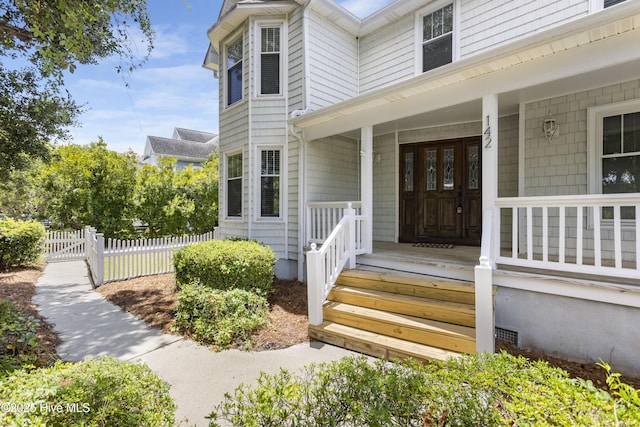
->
xmin=46 ymin=227 xmax=217 ymax=286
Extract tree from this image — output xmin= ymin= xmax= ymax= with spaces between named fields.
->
xmin=135 ymin=153 xmax=219 ymax=237
xmin=38 ymin=141 xmax=138 ymax=238
xmin=0 ymin=0 xmax=154 ymax=176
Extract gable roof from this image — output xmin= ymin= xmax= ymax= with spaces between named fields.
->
xmin=145 ymin=136 xmax=218 ymax=162
xmin=172 ymin=128 xmax=217 ymax=143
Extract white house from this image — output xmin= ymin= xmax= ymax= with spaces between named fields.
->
xmin=205 ymin=0 xmax=640 ymax=376
xmin=142 ymin=127 xmax=218 ymax=169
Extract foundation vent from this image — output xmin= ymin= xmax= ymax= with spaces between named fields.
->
xmin=495 ymin=327 xmax=520 ymax=347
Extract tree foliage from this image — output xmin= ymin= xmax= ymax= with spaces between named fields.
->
xmin=135 ymin=153 xmax=219 ymax=237
xmin=37 ymin=141 xmax=138 ymax=238
xmin=0 ymin=0 xmax=154 ymax=176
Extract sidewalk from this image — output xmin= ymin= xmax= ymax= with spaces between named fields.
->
xmin=33 ymin=261 xmax=360 ymax=426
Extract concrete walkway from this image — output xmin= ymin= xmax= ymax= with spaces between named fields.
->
xmin=33 ymin=261 xmax=360 ymax=426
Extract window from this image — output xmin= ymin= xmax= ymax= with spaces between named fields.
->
xmin=589 ymin=101 xmax=640 ymax=221
xmin=421 ymin=3 xmax=453 ymax=73
xmin=260 ymin=149 xmax=280 ymax=218
xmin=227 ymin=153 xmax=242 ymax=217
xmin=601 ymin=111 xmax=639 ymax=218
xmin=259 ymin=27 xmax=281 ymax=95
xmin=604 ymin=0 xmax=627 ymax=7
xmin=226 ymin=36 xmax=243 ymax=106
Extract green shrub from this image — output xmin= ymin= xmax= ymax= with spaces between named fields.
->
xmin=0 ymin=300 xmax=41 ymax=375
xmin=0 ymin=356 xmax=176 ymax=426
xmin=172 ymin=283 xmax=270 ymax=350
xmin=0 ymin=218 xmax=45 ymax=270
xmin=208 ymin=352 xmax=640 ymax=427
xmin=174 ymin=239 xmax=276 ymax=295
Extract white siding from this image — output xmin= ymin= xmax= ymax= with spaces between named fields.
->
xmin=523 ymin=79 xmax=640 ymax=262
xmin=288 ymin=8 xmax=305 ymax=112
xmin=307 ymin=10 xmax=358 ymax=110
xmin=359 ymin=14 xmax=415 ymax=93
xmin=372 ymin=133 xmax=397 ymax=242
xmin=307 ymin=135 xmax=359 ymax=202
xmin=459 ymin=0 xmax=589 ymax=58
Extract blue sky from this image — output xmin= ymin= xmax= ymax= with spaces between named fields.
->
xmin=64 ymin=0 xmax=393 ymax=154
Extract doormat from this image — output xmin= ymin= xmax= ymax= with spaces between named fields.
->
xmin=413 ymin=242 xmax=455 ymax=249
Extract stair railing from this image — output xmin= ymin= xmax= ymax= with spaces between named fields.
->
xmin=307 ymin=203 xmax=357 ymax=326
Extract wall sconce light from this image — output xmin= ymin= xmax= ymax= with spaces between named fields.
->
xmin=374 ymin=152 xmax=381 ymax=163
xmin=542 ymin=111 xmax=559 ymax=142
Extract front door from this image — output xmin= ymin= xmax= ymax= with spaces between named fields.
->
xmin=399 ymin=137 xmax=482 ymax=245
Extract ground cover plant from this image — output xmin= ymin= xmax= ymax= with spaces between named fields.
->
xmin=208 ymin=353 xmax=640 ymax=427
xmin=172 ymin=283 xmax=270 ymax=350
xmin=0 ymin=356 xmax=176 ymax=426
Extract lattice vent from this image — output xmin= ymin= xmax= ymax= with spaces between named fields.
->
xmin=495 ymin=327 xmax=520 ymax=347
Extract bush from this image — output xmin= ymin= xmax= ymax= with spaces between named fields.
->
xmin=173 ymin=283 xmax=270 ymax=350
xmin=0 ymin=300 xmax=41 ymax=375
xmin=208 ymin=352 xmax=640 ymax=426
xmin=174 ymin=239 xmax=276 ymax=295
xmin=0 ymin=356 xmax=176 ymax=426
xmin=0 ymin=218 xmax=45 ymax=270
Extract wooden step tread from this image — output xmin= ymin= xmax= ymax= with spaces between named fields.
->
xmin=309 ymin=322 xmax=461 ymax=362
xmin=329 ymin=285 xmax=475 ymax=327
xmin=324 ymin=301 xmax=475 ymax=353
xmin=337 ymin=269 xmax=483 ymax=304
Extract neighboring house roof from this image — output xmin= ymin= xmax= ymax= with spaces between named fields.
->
xmin=142 ymin=128 xmax=219 ymax=164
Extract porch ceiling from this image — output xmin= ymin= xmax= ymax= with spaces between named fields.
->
xmin=291 ymin=2 xmax=640 ymax=141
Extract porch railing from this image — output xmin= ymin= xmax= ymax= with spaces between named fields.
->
xmin=307 ymin=201 xmax=364 ymax=252
xmin=495 ymin=194 xmax=640 ymax=280
xmin=306 ymin=203 xmax=359 ymax=325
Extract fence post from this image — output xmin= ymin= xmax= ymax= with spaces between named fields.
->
xmin=306 ymin=243 xmax=324 ymax=326
xmin=95 ymin=233 xmax=105 ymax=287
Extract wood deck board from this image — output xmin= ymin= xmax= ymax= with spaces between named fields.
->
xmin=324 ymin=301 xmax=476 ymax=353
xmin=309 ymin=322 xmax=461 ymax=362
xmin=328 ymin=286 xmax=476 ymax=327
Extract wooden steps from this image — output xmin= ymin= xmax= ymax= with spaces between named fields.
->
xmin=308 ymin=268 xmax=479 ymax=362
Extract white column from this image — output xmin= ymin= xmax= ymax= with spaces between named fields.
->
xmin=482 ymin=94 xmax=499 ymax=264
xmin=361 ymin=126 xmax=374 ymax=254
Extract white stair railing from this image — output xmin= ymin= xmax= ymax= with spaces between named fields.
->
xmin=475 ymin=209 xmax=495 ymax=353
xmin=306 ymin=203 xmax=357 ymax=326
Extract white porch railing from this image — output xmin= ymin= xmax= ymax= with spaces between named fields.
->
xmin=307 ymin=201 xmax=365 ymax=253
xmin=495 ymin=194 xmax=640 ymax=280
xmin=306 ymin=203 xmax=359 ymax=325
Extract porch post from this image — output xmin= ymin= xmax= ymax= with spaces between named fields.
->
xmin=361 ymin=126 xmax=374 ymax=254
xmin=482 ymin=94 xmax=499 ymax=265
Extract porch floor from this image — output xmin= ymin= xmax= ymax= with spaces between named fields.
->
xmin=357 ymin=242 xmax=480 ymax=282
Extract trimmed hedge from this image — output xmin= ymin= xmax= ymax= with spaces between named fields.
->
xmin=0 ymin=356 xmax=176 ymax=426
xmin=0 ymin=218 xmax=45 ymax=270
xmin=209 ymin=352 xmax=640 ymax=426
xmin=174 ymin=239 xmax=276 ymax=296
xmin=172 ymin=283 xmax=270 ymax=350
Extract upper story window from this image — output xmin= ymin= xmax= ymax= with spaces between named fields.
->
xmin=591 ymin=0 xmax=628 ymax=11
xmin=227 ymin=152 xmax=243 ymax=217
xmin=259 ymin=26 xmax=281 ymax=96
xmin=226 ymin=36 xmax=243 ymax=106
xmin=422 ymin=3 xmax=453 ymax=73
xmin=604 ymin=0 xmax=627 ymax=7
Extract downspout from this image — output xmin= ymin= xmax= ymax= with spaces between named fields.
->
xmin=247 ymin=22 xmax=253 ymax=240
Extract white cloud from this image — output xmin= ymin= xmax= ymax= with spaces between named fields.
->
xmin=337 ymin=0 xmax=394 ymax=18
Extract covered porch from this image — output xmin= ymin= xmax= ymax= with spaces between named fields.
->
xmin=293 ymin=3 xmax=640 ymax=372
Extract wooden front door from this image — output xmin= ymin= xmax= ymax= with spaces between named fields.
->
xmin=399 ymin=137 xmax=482 ymax=245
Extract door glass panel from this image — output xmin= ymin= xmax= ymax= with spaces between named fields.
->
xmin=426 ymin=149 xmax=437 ymax=190
xmin=403 ymin=152 xmax=414 ymax=192
xmin=443 ymin=148 xmax=454 ymax=190
xmin=468 ymin=146 xmax=479 ymax=190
